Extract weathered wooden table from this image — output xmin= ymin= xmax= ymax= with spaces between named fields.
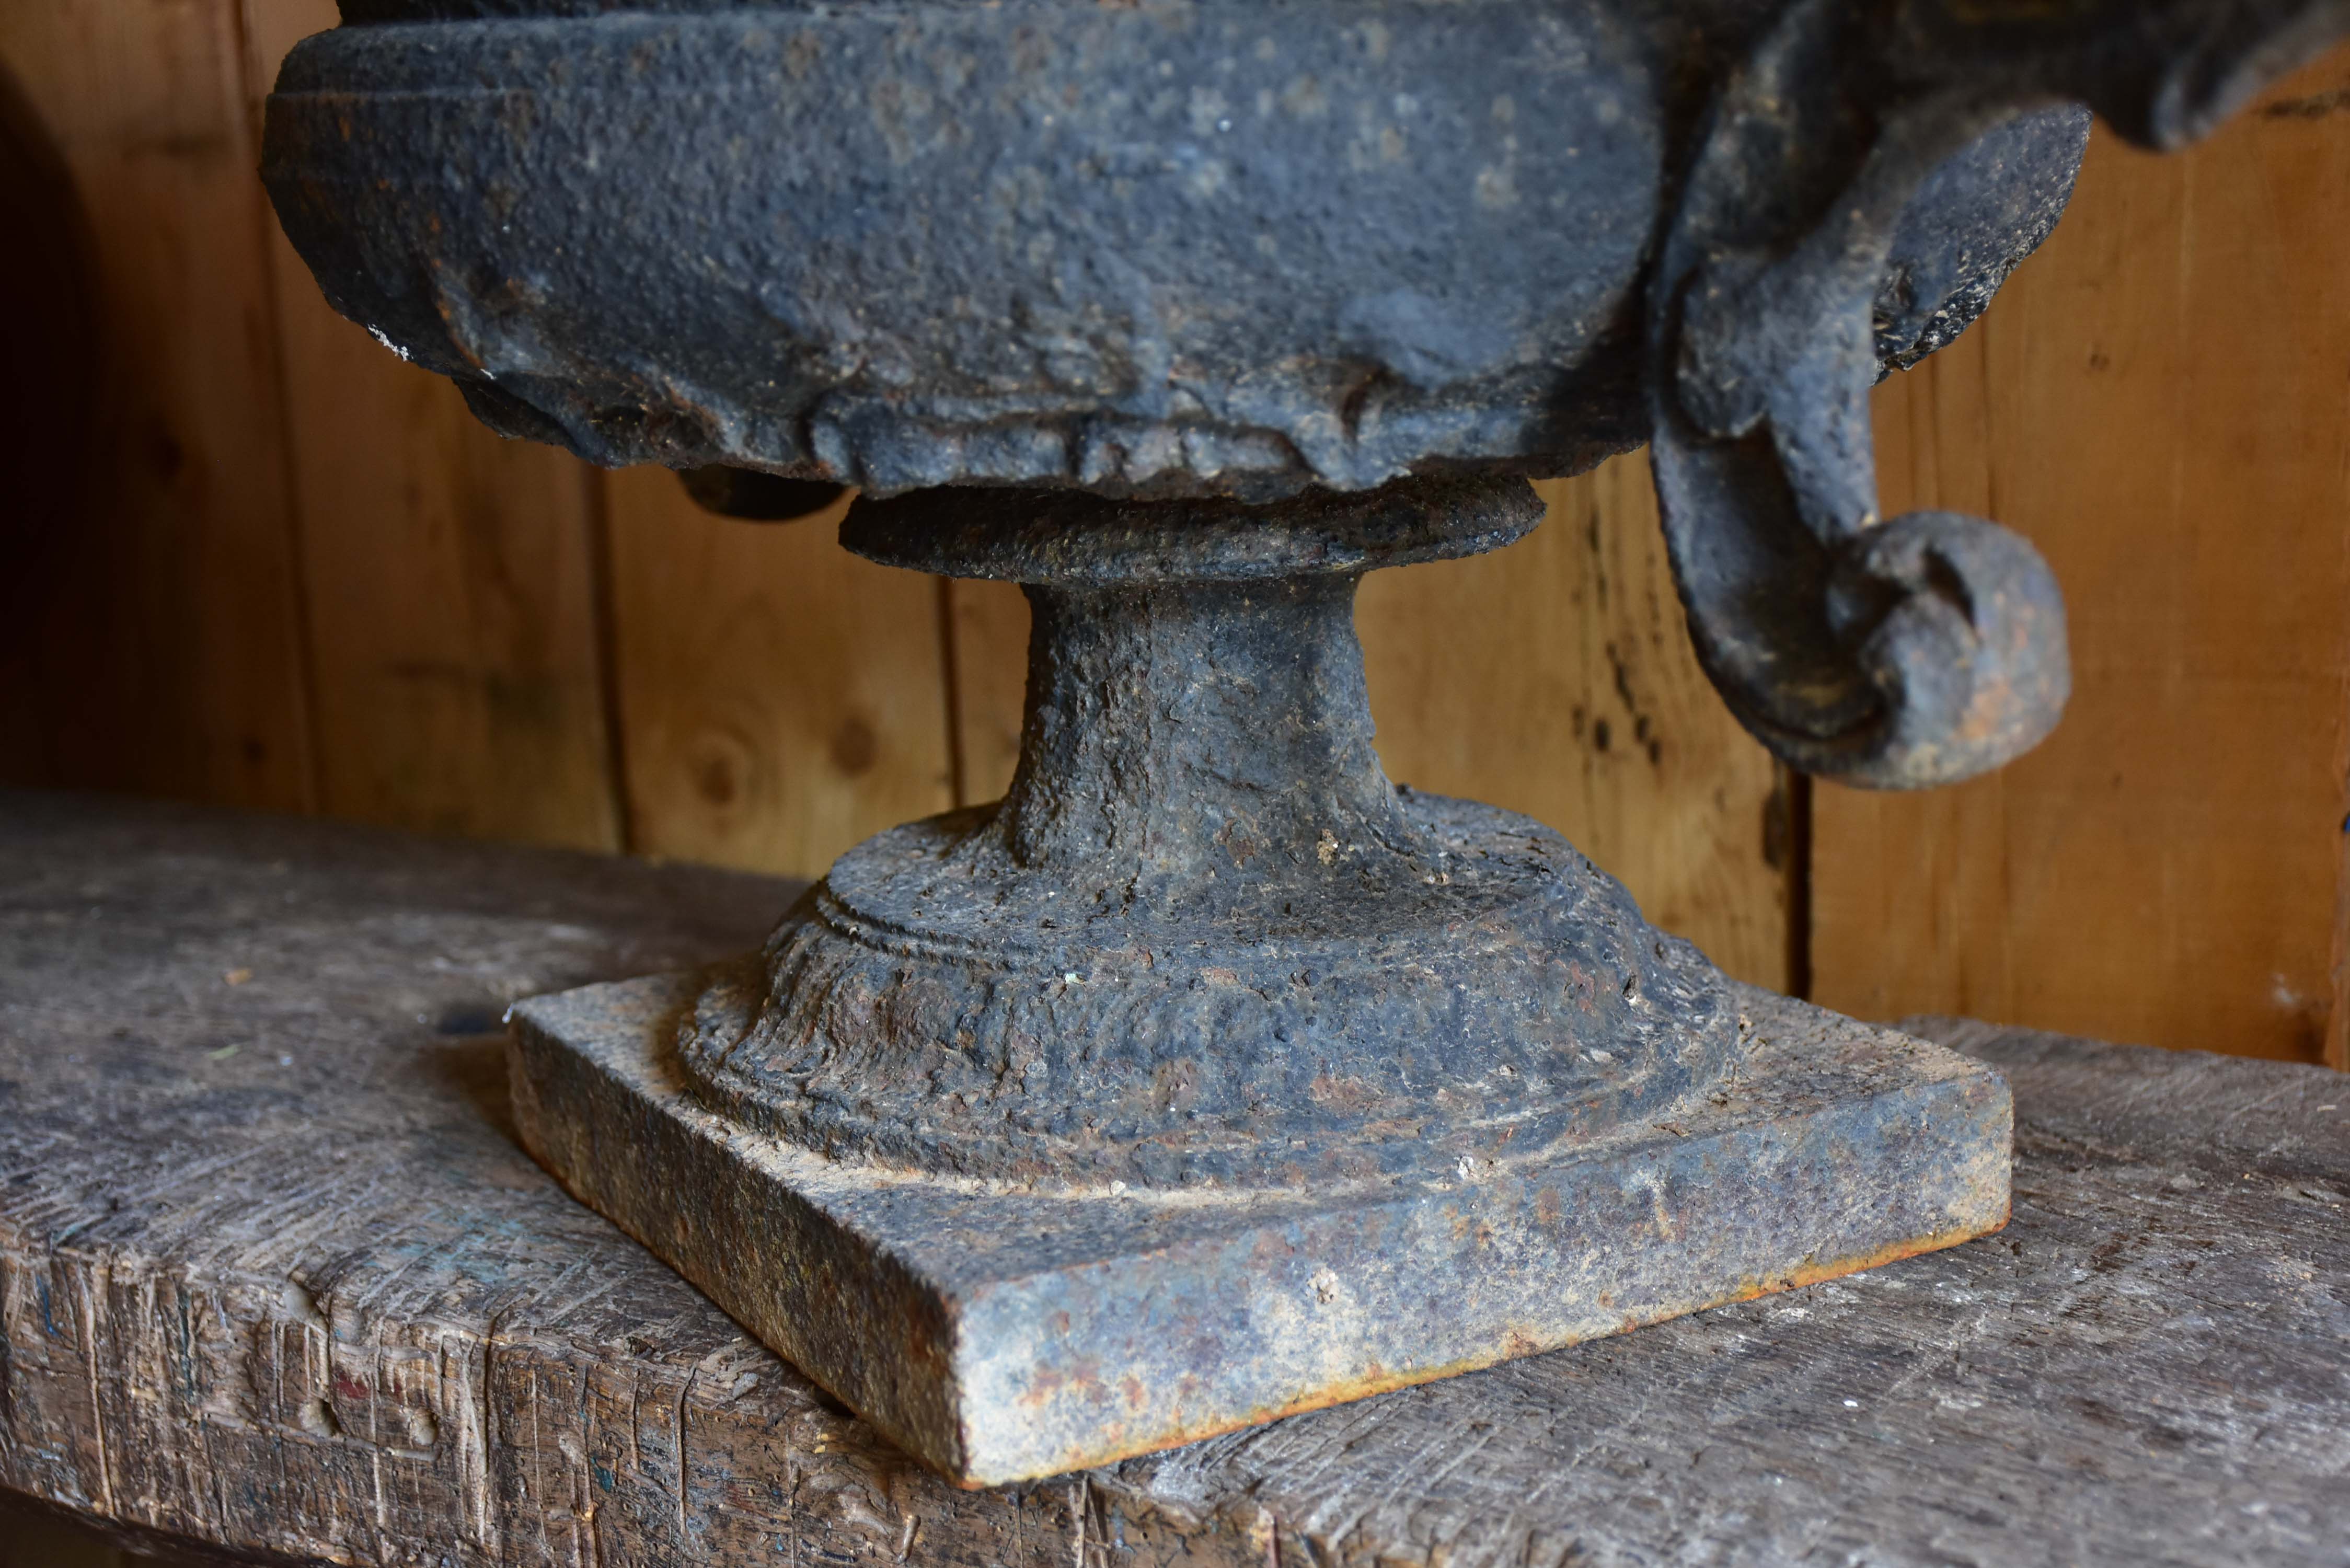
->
xmin=2 ymin=791 xmax=2344 ymax=1568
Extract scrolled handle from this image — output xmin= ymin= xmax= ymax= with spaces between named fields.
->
xmin=1794 ymin=510 xmax=2068 ymax=788
xmin=1645 ymin=0 xmax=2347 ymax=789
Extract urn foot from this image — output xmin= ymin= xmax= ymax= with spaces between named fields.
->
xmin=510 ymin=975 xmax=2009 ymax=1485
xmin=506 ymin=474 xmax=2011 ymax=1482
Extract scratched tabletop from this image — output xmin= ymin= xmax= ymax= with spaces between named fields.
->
xmin=2 ymin=790 xmax=2345 ymax=1568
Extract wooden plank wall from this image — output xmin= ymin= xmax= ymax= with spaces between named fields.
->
xmin=253 ymin=0 xmax=625 ymax=850
xmin=1824 ymin=50 xmax=2350 ymax=1067
xmin=0 ymin=0 xmax=314 ymax=813
xmin=2 ymin=4 xmax=2343 ymax=1063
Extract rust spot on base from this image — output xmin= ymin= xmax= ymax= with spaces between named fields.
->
xmin=1008 ymin=1207 xmax=2011 ymax=1484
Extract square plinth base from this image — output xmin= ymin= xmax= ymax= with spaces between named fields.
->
xmin=509 ymin=974 xmax=2010 ymax=1486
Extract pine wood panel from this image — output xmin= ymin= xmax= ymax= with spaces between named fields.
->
xmin=602 ymin=475 xmax=955 ymax=877
xmin=1357 ymin=460 xmax=1792 ymax=992
xmin=0 ymin=0 xmax=312 ymax=810
xmin=1817 ymin=57 xmax=2350 ymax=1065
xmin=235 ymin=0 xmax=624 ymax=852
xmin=945 ymin=579 xmax=1031 ymax=806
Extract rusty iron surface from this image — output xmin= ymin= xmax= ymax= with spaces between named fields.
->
xmin=513 ymin=969 xmax=2010 ymax=1485
xmin=247 ymin=0 xmax=2350 ymax=1496
xmin=507 ymin=478 xmax=2017 ymax=1485
xmin=261 ymin=0 xmax=2089 ymax=504
xmin=669 ymin=480 xmax=1739 ymax=1192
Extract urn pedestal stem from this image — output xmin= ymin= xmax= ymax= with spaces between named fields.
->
xmin=1000 ymin=573 xmax=1406 ymax=901
xmin=667 ymin=478 xmax=1746 ymax=1192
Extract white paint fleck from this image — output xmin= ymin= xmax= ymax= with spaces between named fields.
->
xmin=1474 ymin=165 xmax=1517 ymax=210
xmin=1189 ymin=87 xmax=1229 ymax=137
xmin=367 ymin=326 xmax=412 ymax=363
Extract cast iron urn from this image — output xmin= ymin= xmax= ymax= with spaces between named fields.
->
xmin=266 ymin=0 xmax=2350 ymax=1485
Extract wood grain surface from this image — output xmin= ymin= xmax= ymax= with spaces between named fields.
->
xmin=242 ymin=0 xmax=624 ymax=854
xmin=1823 ymin=53 xmax=2350 ymax=1066
xmin=943 ymin=579 xmax=1033 ymax=808
xmin=4 ymin=793 xmax=2344 ymax=1568
xmin=602 ymin=474 xmax=956 ymax=875
xmin=0 ymin=0 xmax=314 ymax=812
